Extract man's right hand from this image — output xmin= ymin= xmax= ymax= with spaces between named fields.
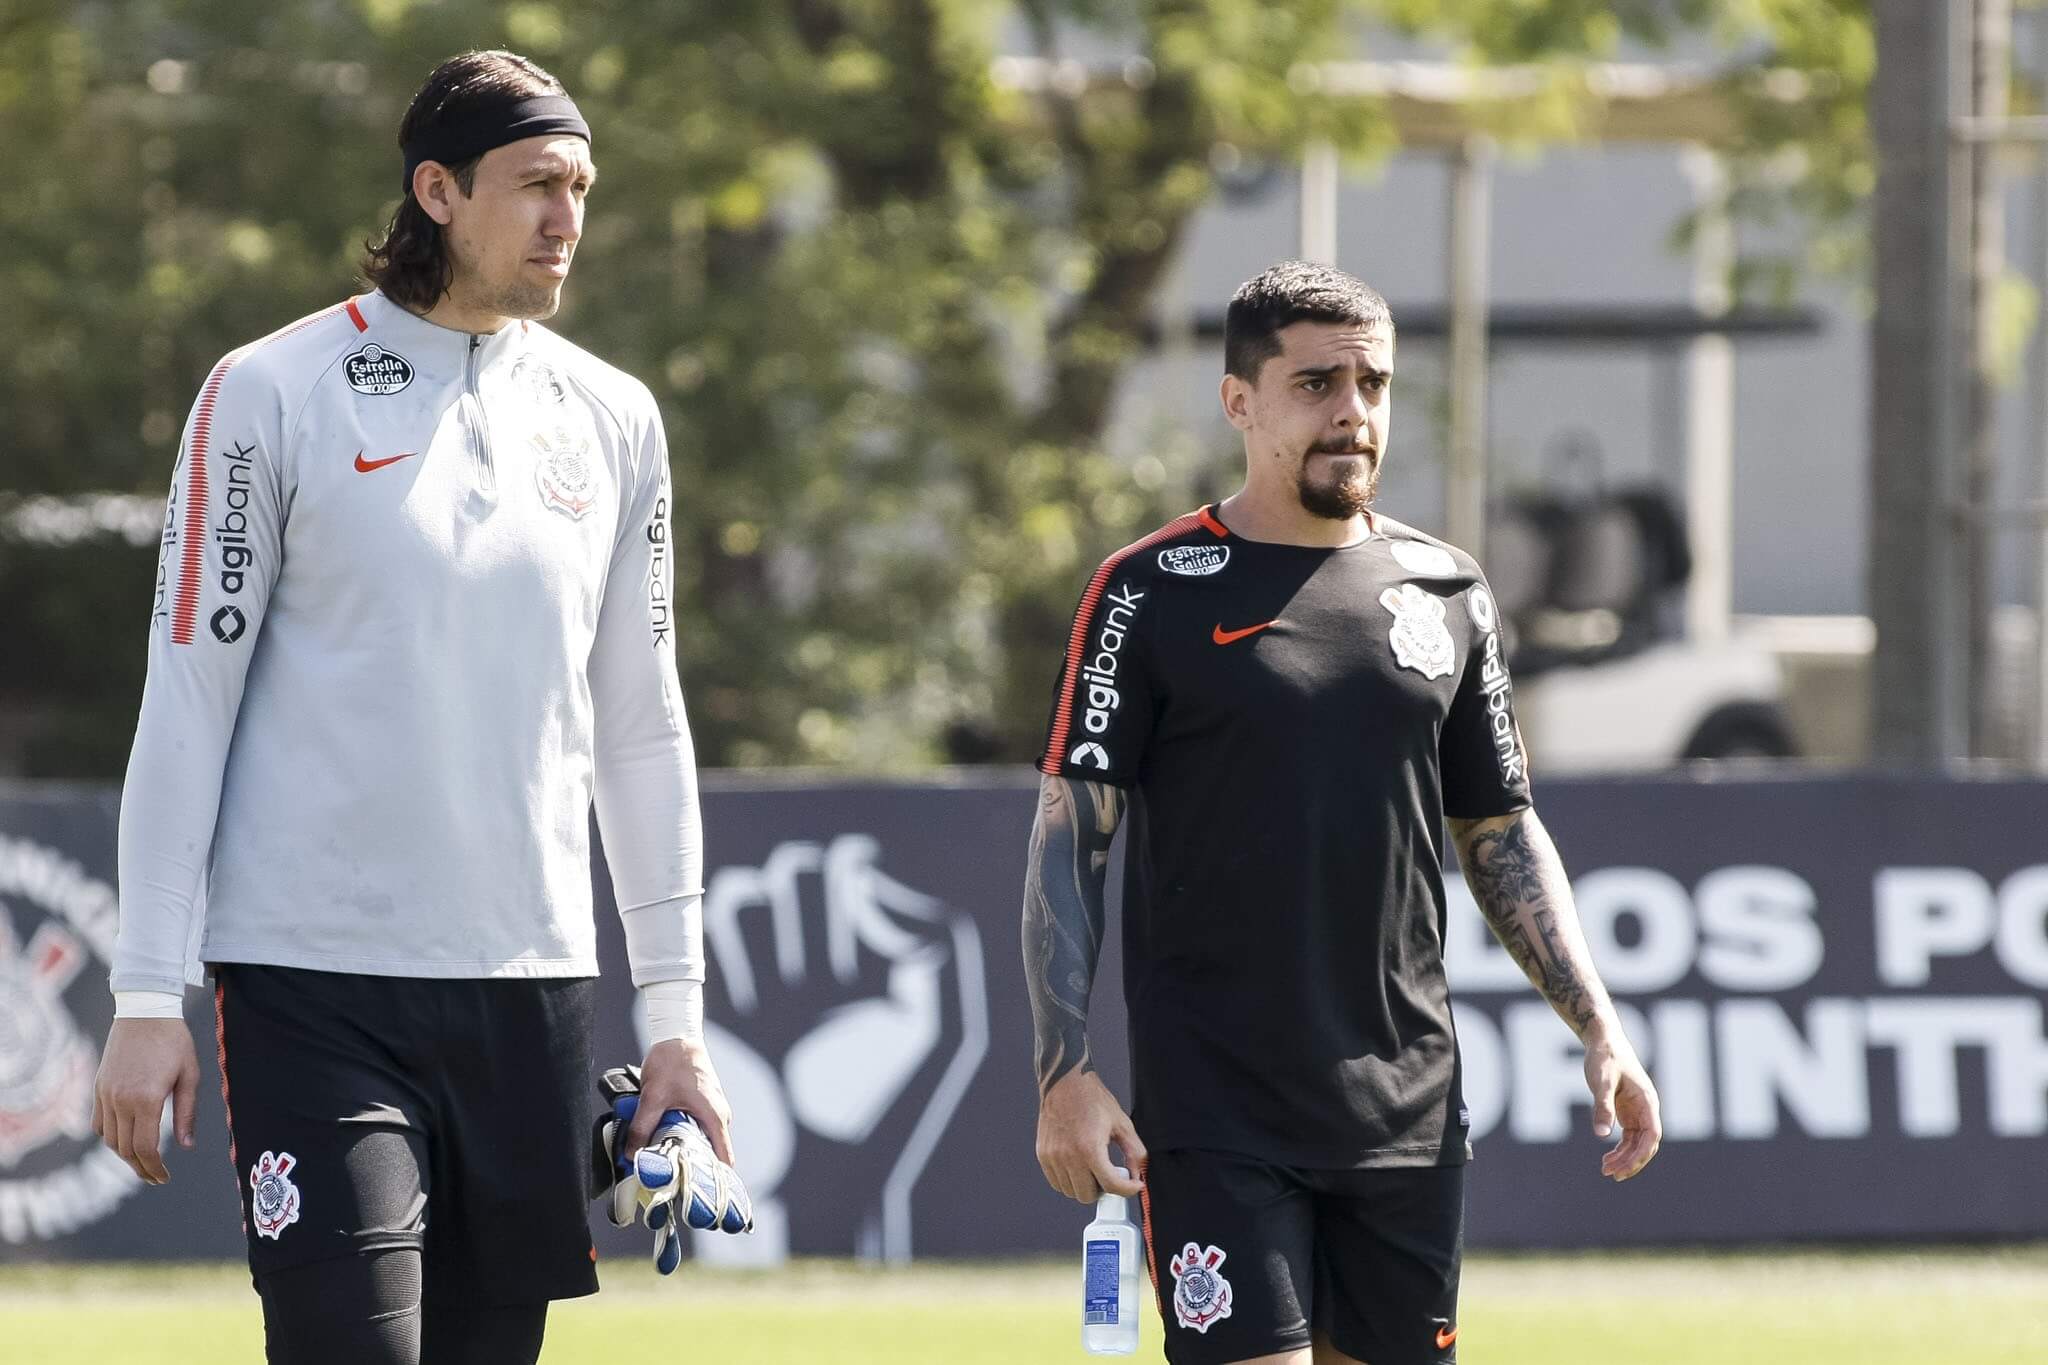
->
xmin=92 ymin=1019 xmax=199 ymax=1185
xmin=1035 ymin=1069 xmax=1146 ymax=1204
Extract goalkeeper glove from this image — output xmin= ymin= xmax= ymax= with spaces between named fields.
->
xmin=591 ymin=1065 xmax=752 ymax=1274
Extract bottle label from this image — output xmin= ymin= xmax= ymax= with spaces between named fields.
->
xmin=1084 ymin=1238 xmax=1121 ymax=1325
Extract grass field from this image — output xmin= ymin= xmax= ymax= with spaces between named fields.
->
xmin=3 ymin=1247 xmax=2044 ymax=1364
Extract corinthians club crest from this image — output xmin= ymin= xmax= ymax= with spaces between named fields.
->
xmin=0 ymin=913 xmax=95 ymax=1170
xmin=1380 ymin=582 xmax=1456 ymax=680
xmin=1169 ymin=1242 xmax=1234 ymax=1333
xmin=249 ymin=1150 xmax=302 ymax=1240
xmin=0 ymin=833 xmax=144 ymax=1246
xmin=533 ymin=426 xmax=599 ymax=521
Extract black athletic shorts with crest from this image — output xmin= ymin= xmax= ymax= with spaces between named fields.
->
xmin=1140 ymin=1149 xmax=1465 ymax=1365
xmin=210 ymin=963 xmax=600 ymax=1304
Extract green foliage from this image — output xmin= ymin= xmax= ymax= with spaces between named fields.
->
xmin=1710 ymin=2 xmax=1875 ymax=304
xmin=2 ymin=0 xmax=1879 ymax=774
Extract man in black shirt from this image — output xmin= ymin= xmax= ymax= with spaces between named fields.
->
xmin=1022 ymin=262 xmax=1661 ymax=1365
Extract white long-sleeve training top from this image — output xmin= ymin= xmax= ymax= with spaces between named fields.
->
xmin=112 ymin=290 xmax=704 ymax=999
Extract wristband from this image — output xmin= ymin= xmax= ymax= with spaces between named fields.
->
xmin=640 ymin=979 xmax=704 ymax=1046
xmin=114 ymin=989 xmax=185 ymax=1020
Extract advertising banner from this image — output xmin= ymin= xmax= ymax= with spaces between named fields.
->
xmin=2 ymin=774 xmax=2043 ymax=1263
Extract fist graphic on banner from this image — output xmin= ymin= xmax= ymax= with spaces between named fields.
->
xmin=654 ymin=834 xmax=987 ymax=1265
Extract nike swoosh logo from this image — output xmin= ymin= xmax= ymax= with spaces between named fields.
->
xmin=353 ymin=450 xmax=417 ymax=473
xmin=1212 ymin=621 xmax=1276 ymax=645
xmin=1436 ymin=1325 xmax=1458 ymax=1349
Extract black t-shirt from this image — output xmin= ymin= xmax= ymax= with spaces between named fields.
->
xmin=1038 ymin=505 xmax=1532 ymax=1168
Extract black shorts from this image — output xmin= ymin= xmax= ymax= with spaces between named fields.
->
xmin=211 ymin=964 xmax=600 ymax=1305
xmin=1139 ymin=1149 xmax=1464 ymax=1365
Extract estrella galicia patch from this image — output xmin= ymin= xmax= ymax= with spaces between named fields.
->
xmin=1158 ymin=544 xmax=1229 ymax=577
xmin=342 ymin=344 xmax=414 ymax=396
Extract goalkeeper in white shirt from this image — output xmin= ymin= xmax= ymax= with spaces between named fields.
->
xmin=92 ymin=48 xmax=738 ymax=1364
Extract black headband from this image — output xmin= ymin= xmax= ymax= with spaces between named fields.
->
xmin=400 ymin=94 xmax=591 ymax=195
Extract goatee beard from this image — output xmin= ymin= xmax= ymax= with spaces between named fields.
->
xmin=1297 ymin=445 xmax=1378 ymax=520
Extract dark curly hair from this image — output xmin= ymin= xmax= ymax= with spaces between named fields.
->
xmin=361 ymin=50 xmax=566 ymax=311
xmin=1223 ymin=261 xmax=1392 ymax=382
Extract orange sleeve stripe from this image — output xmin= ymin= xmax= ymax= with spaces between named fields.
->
xmin=168 ymin=302 xmax=350 ymax=645
xmin=213 ymin=979 xmax=243 ymax=1235
xmin=212 ymin=980 xmax=233 ymax=1169
xmin=167 ymin=361 xmax=227 ymax=645
xmin=1040 ymin=509 xmax=1224 ymax=773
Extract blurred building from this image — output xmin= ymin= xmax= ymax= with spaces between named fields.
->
xmin=1032 ymin=21 xmax=2048 ymax=770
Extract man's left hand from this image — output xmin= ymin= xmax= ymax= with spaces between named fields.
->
xmin=1583 ymin=1020 xmax=1662 ymax=1182
xmin=628 ymin=1038 xmax=735 ymax=1165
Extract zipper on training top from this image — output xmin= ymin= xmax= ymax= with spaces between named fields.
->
xmin=466 ymin=334 xmax=496 ymax=494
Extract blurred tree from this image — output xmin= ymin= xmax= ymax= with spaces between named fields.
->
xmin=0 ymin=0 xmax=1875 ymax=775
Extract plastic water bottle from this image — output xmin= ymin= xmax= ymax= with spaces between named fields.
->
xmin=1082 ymin=1168 xmax=1141 ymax=1355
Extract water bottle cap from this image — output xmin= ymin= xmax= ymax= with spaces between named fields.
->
xmin=1096 ymin=1167 xmax=1130 ymax=1219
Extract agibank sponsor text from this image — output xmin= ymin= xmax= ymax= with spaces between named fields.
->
xmin=1081 ymin=582 xmax=1144 ymax=735
xmin=212 ymin=440 xmax=258 ymax=600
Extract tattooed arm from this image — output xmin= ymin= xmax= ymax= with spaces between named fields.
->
xmin=1023 ymin=772 xmax=1147 ymax=1202
xmin=1448 ymin=808 xmax=1613 ymax=1038
xmin=1022 ymin=773 xmax=1122 ymax=1092
xmin=1449 ymin=808 xmax=1663 ymax=1180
